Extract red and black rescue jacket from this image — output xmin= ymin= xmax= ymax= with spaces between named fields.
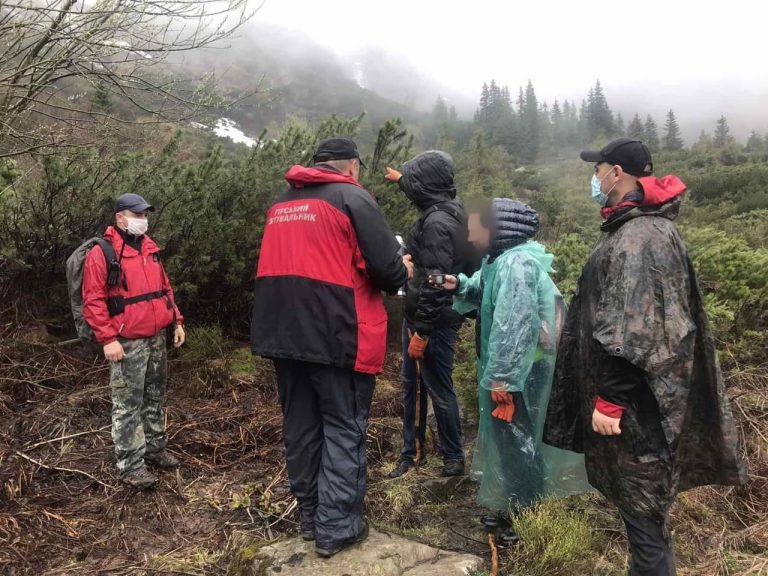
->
xmin=251 ymin=164 xmax=407 ymax=375
xmin=83 ymin=226 xmax=183 ymax=345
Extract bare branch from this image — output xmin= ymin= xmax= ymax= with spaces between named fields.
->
xmin=0 ymin=0 xmax=263 ymax=157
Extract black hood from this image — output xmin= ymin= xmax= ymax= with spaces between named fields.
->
xmin=399 ymin=151 xmax=456 ymax=211
xmin=485 ymin=198 xmax=539 ymax=260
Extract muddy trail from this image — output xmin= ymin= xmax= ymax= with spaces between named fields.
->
xmin=0 ymin=332 xmax=494 ymax=575
xmin=1 ymin=326 xmax=767 ymax=576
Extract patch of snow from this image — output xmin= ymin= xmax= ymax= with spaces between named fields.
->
xmin=353 ymin=61 xmax=367 ymax=89
xmin=213 ymin=118 xmax=257 ymax=147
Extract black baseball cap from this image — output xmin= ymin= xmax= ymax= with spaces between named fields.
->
xmin=580 ymin=137 xmax=654 ymax=177
xmin=114 ymin=193 xmax=154 ymax=213
xmin=312 ymin=137 xmax=366 ymax=168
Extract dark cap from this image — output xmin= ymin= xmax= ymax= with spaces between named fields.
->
xmin=312 ymin=137 xmax=366 ymax=168
xmin=114 ymin=193 xmax=154 ymax=214
xmin=580 ymin=137 xmax=653 ymax=177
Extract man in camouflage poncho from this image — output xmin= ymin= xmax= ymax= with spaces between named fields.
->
xmin=544 ymin=138 xmax=745 ymax=576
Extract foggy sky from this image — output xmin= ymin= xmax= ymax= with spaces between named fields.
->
xmin=255 ymin=0 xmax=768 ymax=139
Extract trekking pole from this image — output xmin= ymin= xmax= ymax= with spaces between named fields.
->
xmin=408 ymin=329 xmax=422 ymax=466
xmin=414 ymin=357 xmax=422 ymax=466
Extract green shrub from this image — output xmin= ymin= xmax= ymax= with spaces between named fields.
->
xmin=453 ymin=321 xmax=479 ymax=421
xmin=508 ymin=499 xmax=612 ymax=576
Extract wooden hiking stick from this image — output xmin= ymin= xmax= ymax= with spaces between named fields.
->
xmin=489 ymin=532 xmax=500 ymax=576
xmin=408 ymin=329 xmax=423 ymax=465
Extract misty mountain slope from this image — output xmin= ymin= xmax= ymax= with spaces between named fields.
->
xmin=177 ymin=25 xmax=425 ymax=136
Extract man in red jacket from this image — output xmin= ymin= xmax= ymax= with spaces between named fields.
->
xmin=252 ymin=137 xmax=413 ymax=558
xmin=83 ymin=193 xmax=185 ymax=489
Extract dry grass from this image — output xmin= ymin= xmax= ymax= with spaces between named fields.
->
xmin=1 ymin=311 xmax=766 ymax=575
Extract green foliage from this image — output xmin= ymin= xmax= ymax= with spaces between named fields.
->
xmin=627 ymin=114 xmax=645 ymax=140
xmin=508 ymin=498 xmax=615 ymax=576
xmin=547 ymin=233 xmax=596 ymax=301
xmin=0 ymin=113 xmax=415 ymax=335
xmin=644 ymin=115 xmax=660 ymax=152
xmin=663 ymin=110 xmax=684 ymax=151
xmin=583 ymin=80 xmax=616 ymax=143
xmin=714 ymin=115 xmax=733 ymax=148
xmin=682 ymin=226 xmax=768 ymax=365
xmin=453 ymin=322 xmax=479 ymax=421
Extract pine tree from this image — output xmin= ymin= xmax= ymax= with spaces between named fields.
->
xmin=585 ymin=80 xmax=615 ymax=141
xmin=693 ymin=130 xmax=713 ymax=152
xmin=432 ymin=96 xmax=449 ymax=124
xmin=745 ymin=131 xmax=765 ymax=154
xmin=91 ymin=82 xmax=114 ymax=114
xmin=714 ymin=115 xmax=732 ymax=148
xmin=627 ymin=114 xmax=644 ymax=140
xmin=644 ymin=115 xmax=660 ymax=152
xmin=663 ymin=109 xmax=684 ymax=151
xmin=518 ymin=80 xmax=540 ymax=163
xmin=551 ymin=100 xmax=563 ymax=123
xmin=475 ymin=82 xmax=490 ymax=123
xmin=616 ymin=113 xmax=625 ymax=135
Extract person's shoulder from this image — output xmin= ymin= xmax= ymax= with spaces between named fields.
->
xmin=615 ymin=215 xmax=679 ymax=246
xmin=331 ymin=182 xmax=376 ymax=205
xmin=612 ymin=217 xmax=687 ymax=265
xmin=422 ymin=203 xmax=463 ymax=228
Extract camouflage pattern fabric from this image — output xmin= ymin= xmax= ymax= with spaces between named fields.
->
xmin=544 ymin=199 xmax=746 ymax=517
xmin=109 ymin=331 xmax=168 ymax=475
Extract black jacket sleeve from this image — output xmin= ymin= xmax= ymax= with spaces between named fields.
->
xmin=596 ymin=350 xmax=645 ymax=407
xmin=344 ymin=186 xmax=408 ymax=294
xmin=413 ymin=212 xmax=457 ymax=335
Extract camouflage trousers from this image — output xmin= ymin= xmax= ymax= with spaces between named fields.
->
xmin=109 ymin=331 xmax=168 ymax=476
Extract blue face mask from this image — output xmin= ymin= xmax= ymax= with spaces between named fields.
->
xmin=591 ymin=175 xmax=608 ymax=206
xmin=591 ymin=167 xmax=616 ymax=206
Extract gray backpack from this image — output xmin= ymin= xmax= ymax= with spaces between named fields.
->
xmin=66 ymin=238 xmax=120 ymax=340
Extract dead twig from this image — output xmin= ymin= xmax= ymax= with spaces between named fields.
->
xmin=14 ymin=450 xmax=113 ymax=490
xmin=23 ymin=425 xmax=110 ymax=451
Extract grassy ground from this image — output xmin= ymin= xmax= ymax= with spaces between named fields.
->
xmin=1 ymin=322 xmax=766 ymax=575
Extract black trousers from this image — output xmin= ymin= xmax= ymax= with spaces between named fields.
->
xmin=273 ymin=359 xmax=375 ymax=549
xmin=620 ymin=509 xmax=677 ymax=576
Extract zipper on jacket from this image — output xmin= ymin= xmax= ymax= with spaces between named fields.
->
xmin=118 ymin=323 xmax=125 ymax=334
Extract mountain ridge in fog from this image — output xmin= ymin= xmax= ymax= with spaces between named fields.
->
xmin=181 ymin=22 xmax=767 ymax=143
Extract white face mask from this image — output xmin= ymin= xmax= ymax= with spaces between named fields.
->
xmin=125 ymin=217 xmax=148 ymax=236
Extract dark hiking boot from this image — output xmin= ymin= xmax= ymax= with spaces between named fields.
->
xmin=480 ymin=514 xmax=508 ymax=530
xmin=388 ymin=459 xmax=416 ymax=479
xmin=122 ymin=466 xmax=159 ymax=490
xmin=316 ymin=521 xmax=369 ymax=559
xmin=146 ymin=451 xmax=180 ymax=470
xmin=441 ymin=459 xmax=465 ymax=477
xmin=497 ymin=527 xmax=520 ymax=547
xmin=300 ymin=527 xmax=315 ymax=541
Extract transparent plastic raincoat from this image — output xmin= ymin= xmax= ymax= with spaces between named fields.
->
xmin=454 ymin=241 xmax=589 ymax=511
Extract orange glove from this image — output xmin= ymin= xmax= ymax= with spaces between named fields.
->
xmin=492 ymin=402 xmax=516 ymax=422
xmin=385 ymin=167 xmax=403 ymax=182
xmin=407 ymin=333 xmax=428 ymax=360
xmin=490 ymin=383 xmax=515 ymax=422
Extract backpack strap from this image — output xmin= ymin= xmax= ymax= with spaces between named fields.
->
xmin=93 ymin=238 xmax=121 ymax=287
xmin=417 ymin=202 xmax=463 ymax=234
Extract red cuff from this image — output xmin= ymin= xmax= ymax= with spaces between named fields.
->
xmin=595 ymin=396 xmax=625 ymax=418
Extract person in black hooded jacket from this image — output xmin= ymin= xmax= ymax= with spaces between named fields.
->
xmin=385 ymin=150 xmax=476 ymax=478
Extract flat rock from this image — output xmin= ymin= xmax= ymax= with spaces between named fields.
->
xmin=245 ymin=528 xmax=483 ymax=576
xmin=421 ymin=475 xmax=471 ymax=502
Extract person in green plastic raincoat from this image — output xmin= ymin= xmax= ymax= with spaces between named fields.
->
xmin=441 ymin=199 xmax=589 ymax=531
